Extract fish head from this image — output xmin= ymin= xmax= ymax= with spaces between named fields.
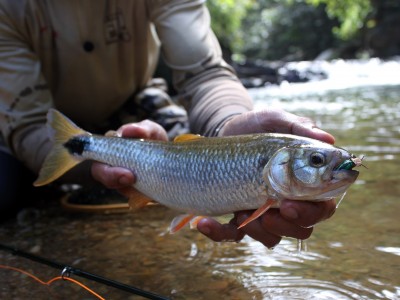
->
xmin=263 ymin=145 xmax=359 ymax=201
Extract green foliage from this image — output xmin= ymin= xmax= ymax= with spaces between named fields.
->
xmin=241 ymin=1 xmax=339 ymax=60
xmin=206 ymin=0 xmax=254 ymax=53
xmin=306 ymin=0 xmax=373 ymax=40
xmin=207 ymin=0 xmax=380 ymax=60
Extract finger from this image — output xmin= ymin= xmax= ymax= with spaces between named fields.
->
xmin=235 ymin=211 xmax=282 ymax=248
xmin=91 ymin=162 xmax=135 ymax=189
xmin=280 ymin=199 xmax=337 ymax=228
xmin=220 ymin=109 xmax=335 ymax=144
xmin=291 ymin=120 xmax=335 ymax=144
xmin=117 ymin=120 xmax=168 ymax=141
xmin=256 ymin=108 xmax=335 ymax=144
xmin=259 ymin=209 xmax=313 ymax=240
xmin=197 ymin=217 xmax=245 ymax=242
xmin=220 ymin=108 xmax=300 ymax=135
xmin=219 ymin=111 xmax=264 ymax=136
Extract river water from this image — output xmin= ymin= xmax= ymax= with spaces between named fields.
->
xmin=0 ymin=59 xmax=399 ymax=299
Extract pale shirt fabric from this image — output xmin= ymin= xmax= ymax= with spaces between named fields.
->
xmin=0 ymin=0 xmax=253 ymax=174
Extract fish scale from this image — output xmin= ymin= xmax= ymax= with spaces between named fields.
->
xmin=78 ymin=134 xmax=302 ymax=215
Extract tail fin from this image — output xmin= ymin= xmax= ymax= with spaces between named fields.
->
xmin=33 ymin=109 xmax=90 ymax=186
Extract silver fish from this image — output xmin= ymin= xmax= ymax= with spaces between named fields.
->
xmin=34 ymin=109 xmax=361 ymax=231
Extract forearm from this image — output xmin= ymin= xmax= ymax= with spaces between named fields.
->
xmin=183 ymin=68 xmax=253 ymax=136
xmin=11 ymin=124 xmax=50 ymax=174
xmin=151 ymin=1 xmax=253 ymax=136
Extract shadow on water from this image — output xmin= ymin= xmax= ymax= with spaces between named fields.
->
xmin=1 ymin=60 xmax=400 ymax=299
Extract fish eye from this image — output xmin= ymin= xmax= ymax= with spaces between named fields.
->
xmin=310 ymin=152 xmax=326 ymax=167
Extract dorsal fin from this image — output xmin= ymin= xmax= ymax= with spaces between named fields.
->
xmin=173 ymin=133 xmax=204 ymax=142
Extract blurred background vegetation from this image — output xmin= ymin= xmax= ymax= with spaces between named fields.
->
xmin=207 ymin=0 xmax=400 ymax=62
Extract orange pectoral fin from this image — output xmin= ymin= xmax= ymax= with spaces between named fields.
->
xmin=237 ymin=198 xmax=277 ymax=229
xmin=169 ymin=214 xmax=197 ymax=234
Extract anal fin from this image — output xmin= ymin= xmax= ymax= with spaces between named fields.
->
xmin=124 ymin=188 xmax=156 ymax=211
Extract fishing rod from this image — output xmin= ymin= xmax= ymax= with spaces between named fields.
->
xmin=0 ymin=242 xmax=170 ymax=300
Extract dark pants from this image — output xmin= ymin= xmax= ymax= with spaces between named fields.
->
xmin=0 ymin=151 xmax=45 ymax=220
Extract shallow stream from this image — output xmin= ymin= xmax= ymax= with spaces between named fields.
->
xmin=1 ymin=59 xmax=399 ymax=299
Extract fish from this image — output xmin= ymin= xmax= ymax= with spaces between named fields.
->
xmin=34 ymin=109 xmax=361 ymax=232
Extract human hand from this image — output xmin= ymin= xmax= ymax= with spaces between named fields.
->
xmin=219 ymin=108 xmax=335 ymax=144
xmin=91 ymin=120 xmax=168 ymax=192
xmin=197 ymin=199 xmax=336 ymax=248
xmin=197 ymin=108 xmax=337 ymax=248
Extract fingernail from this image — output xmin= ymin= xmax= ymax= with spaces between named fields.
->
xmin=282 ymin=207 xmax=298 ymax=220
xmin=312 ymin=126 xmax=335 ymax=144
xmin=118 ymin=176 xmax=131 ymax=186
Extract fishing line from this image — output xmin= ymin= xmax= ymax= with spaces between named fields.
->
xmin=0 ymin=264 xmax=105 ymax=299
xmin=336 ymin=191 xmax=347 ymax=209
xmin=0 ymin=243 xmax=170 ymax=300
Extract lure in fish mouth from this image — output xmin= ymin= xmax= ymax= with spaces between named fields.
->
xmin=34 ymin=109 xmax=363 ymax=233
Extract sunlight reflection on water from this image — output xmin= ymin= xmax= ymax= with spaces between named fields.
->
xmin=375 ymin=246 xmax=400 ymax=257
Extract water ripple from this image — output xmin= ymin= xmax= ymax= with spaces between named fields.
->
xmin=240 ymin=274 xmax=384 ymax=300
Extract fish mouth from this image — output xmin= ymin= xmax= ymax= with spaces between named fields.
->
xmin=315 ymin=169 xmax=359 ymax=200
xmin=332 ymin=169 xmax=359 ymax=182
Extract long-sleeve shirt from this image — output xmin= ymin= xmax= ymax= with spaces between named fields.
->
xmin=0 ymin=0 xmax=253 ymax=174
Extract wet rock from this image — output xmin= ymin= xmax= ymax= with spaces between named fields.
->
xmin=16 ymin=208 xmax=40 ymax=227
xmin=233 ymin=59 xmax=328 ymax=88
